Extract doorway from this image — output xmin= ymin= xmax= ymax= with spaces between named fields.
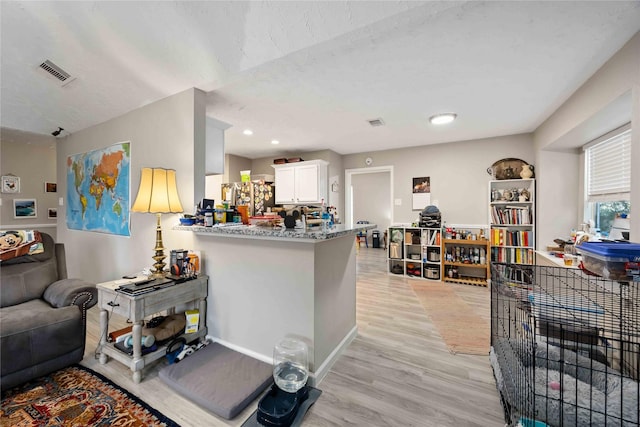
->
xmin=345 ymin=166 xmax=394 ymax=232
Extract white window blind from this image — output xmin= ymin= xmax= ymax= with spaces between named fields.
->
xmin=586 ymin=127 xmax=631 ymax=203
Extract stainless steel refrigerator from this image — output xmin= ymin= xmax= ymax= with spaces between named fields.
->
xmin=221 ymin=182 xmax=276 ymax=216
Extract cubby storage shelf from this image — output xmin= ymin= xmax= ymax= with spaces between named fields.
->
xmin=388 ymin=226 xmax=442 ymax=281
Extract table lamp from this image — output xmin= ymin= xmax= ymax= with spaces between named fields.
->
xmin=131 ymin=168 xmax=183 ymax=278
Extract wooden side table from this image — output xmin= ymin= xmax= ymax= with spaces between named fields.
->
xmin=97 ymin=275 xmax=208 ymax=383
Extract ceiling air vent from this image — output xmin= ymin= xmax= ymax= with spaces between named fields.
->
xmin=367 ymin=118 xmax=385 ymax=127
xmin=37 ymin=60 xmax=75 ymax=86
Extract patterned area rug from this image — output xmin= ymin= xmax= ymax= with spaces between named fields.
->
xmin=410 ymin=280 xmax=490 ymax=355
xmin=0 ymin=365 xmax=179 ymax=426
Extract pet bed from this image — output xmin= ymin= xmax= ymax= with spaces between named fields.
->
xmin=159 ymin=342 xmax=273 ymax=419
xmin=491 ymin=339 xmax=639 ymax=426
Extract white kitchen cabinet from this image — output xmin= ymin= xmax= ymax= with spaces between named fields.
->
xmin=273 ymin=160 xmax=328 ymax=204
xmin=274 ymin=167 xmax=296 ymax=203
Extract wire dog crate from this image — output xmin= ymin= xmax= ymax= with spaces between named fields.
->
xmin=490 ymin=262 xmax=639 ymax=426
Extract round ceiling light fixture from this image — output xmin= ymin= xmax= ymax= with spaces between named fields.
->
xmin=429 ymin=113 xmax=457 ymax=125
xmin=271 ymin=140 xmax=280 ymax=145
xmin=243 ymin=129 xmax=253 ymax=135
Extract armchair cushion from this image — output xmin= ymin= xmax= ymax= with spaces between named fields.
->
xmin=44 ymin=279 xmax=97 ymax=309
xmin=0 ymin=299 xmax=83 ymax=377
xmin=0 ymin=259 xmax=58 ymax=308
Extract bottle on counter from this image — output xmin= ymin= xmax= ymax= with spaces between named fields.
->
xmin=321 ymin=212 xmax=330 ymax=232
xmin=320 ymin=198 xmax=330 ymax=232
xmin=204 ymin=212 xmax=213 ymax=227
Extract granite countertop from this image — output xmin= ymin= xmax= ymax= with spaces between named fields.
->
xmin=174 ymin=223 xmax=376 ymax=242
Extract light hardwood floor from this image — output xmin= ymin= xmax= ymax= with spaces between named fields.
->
xmin=83 ymin=246 xmax=505 ymax=426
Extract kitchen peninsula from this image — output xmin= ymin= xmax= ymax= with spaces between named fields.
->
xmin=175 ymin=223 xmax=375 ymax=385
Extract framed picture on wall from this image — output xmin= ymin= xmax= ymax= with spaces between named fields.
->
xmin=412 ymin=176 xmax=431 ymax=210
xmin=45 ymin=182 xmax=57 ymax=193
xmin=1 ymin=175 xmax=20 ymax=193
xmin=48 ymin=208 xmax=57 ymax=219
xmin=14 ymin=199 xmax=37 ymax=219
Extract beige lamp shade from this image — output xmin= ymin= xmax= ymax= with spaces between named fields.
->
xmin=131 ymin=168 xmax=184 ymax=213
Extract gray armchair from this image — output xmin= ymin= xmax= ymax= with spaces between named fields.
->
xmin=0 ymin=232 xmax=97 ymax=391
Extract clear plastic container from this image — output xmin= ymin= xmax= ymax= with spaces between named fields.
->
xmin=578 ymin=242 xmax=640 ymax=280
xmin=273 ymin=337 xmax=308 ymax=393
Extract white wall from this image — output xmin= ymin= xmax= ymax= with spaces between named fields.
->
xmin=205 ymin=174 xmax=224 ymax=202
xmin=56 ymin=88 xmax=207 ymax=282
xmin=0 ymin=130 xmax=58 ymax=240
xmin=226 ymin=154 xmax=252 ymax=184
xmin=535 ymin=150 xmax=580 ymax=248
xmin=534 ymin=31 xmax=640 ymax=242
xmin=342 ymin=134 xmax=535 ymax=227
xmin=205 ymin=117 xmax=228 ymax=176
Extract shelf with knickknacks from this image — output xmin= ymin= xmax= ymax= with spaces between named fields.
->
xmin=491 ymin=187 xmax=530 ymax=203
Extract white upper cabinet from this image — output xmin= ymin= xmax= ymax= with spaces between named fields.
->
xmin=273 ymin=160 xmax=328 ymax=205
xmin=274 ymin=167 xmax=296 ymax=203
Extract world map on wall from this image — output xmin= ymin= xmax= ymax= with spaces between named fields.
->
xmin=66 ymin=142 xmax=131 ymax=236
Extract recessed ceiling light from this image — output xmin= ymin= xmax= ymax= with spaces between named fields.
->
xmin=429 ymin=113 xmax=457 ymax=125
xmin=243 ymin=129 xmax=253 ymax=135
xmin=271 ymin=140 xmax=280 ymax=145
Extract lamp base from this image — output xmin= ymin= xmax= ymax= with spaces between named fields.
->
xmin=149 ymin=270 xmax=167 ymax=279
xmin=151 ymin=213 xmax=167 ymax=278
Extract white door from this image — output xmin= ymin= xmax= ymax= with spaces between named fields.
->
xmin=275 ymin=167 xmax=296 ymax=203
xmin=295 ymin=163 xmax=319 ymax=203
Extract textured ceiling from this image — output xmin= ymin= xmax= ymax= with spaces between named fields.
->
xmin=1 ymin=1 xmax=639 ymax=159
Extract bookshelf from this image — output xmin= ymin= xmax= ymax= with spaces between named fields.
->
xmin=441 ymin=238 xmax=490 ymax=286
xmin=489 ymin=178 xmax=535 ymax=265
xmin=387 ymin=226 xmax=441 ymax=280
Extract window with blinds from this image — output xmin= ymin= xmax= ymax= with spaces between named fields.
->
xmin=585 ymin=126 xmax=631 ymax=203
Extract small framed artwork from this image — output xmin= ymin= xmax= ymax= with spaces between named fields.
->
xmin=412 ymin=176 xmax=431 ymax=210
xmin=14 ymin=199 xmax=37 ymax=219
xmin=45 ymin=182 xmax=57 ymax=193
xmin=48 ymin=208 xmax=57 ymax=219
xmin=1 ymin=175 xmax=20 ymax=193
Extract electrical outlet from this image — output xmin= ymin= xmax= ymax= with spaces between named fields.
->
xmin=394 ymin=198 xmax=402 ymax=206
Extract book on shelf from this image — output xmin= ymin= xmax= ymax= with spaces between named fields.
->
xmin=491 ymin=205 xmax=531 ymax=225
xmin=493 ymin=264 xmax=533 ymax=288
xmin=429 ymin=230 xmax=440 ymax=246
xmin=491 ymin=228 xmax=533 ymax=247
xmin=491 ymin=247 xmax=534 ymax=264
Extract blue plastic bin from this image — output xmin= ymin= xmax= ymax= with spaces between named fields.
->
xmin=577 ymin=242 xmax=640 ymax=280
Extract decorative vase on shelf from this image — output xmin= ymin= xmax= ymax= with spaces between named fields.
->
xmin=520 ymin=164 xmax=534 ymax=179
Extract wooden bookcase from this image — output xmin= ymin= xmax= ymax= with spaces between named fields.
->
xmin=441 ymin=238 xmax=490 ymax=286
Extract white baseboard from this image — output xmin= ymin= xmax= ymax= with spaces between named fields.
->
xmin=311 ymin=326 xmax=358 ymax=386
xmin=206 ymin=326 xmax=358 ymax=387
xmin=205 ymin=336 xmax=273 ymax=365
